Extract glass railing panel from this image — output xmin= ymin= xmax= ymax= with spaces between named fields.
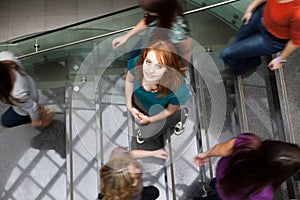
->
xmin=1 ymin=7 xmax=143 ymax=57
xmin=21 ymin=37 xmax=110 ymax=84
xmin=186 ymin=0 xmax=251 ymax=12
xmin=186 ymin=0 xmax=251 ymax=30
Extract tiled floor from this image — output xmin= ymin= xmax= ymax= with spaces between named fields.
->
xmin=0 ymin=88 xmax=66 ymax=200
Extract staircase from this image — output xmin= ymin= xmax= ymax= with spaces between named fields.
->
xmin=1 ymin=1 xmax=299 ymax=200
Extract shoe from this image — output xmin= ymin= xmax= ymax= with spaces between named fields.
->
xmin=220 ymin=69 xmax=238 ymax=80
xmin=174 ymin=108 xmax=189 ymax=135
xmin=136 ymin=129 xmax=145 ymax=144
xmin=240 ymin=67 xmax=258 ymax=79
xmin=38 ymin=106 xmax=55 ymax=128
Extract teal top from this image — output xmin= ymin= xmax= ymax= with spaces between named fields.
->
xmin=130 ymin=69 xmax=190 ymax=116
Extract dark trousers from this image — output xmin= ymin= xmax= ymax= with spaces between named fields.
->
xmin=193 ymin=179 xmax=221 ymax=200
xmin=141 ymin=186 xmax=160 ymax=200
xmin=138 ymin=109 xmax=182 ymax=139
xmin=1 ymin=107 xmax=31 ymax=128
xmin=132 ymin=95 xmax=183 ymax=140
xmin=221 ymin=4 xmax=286 ymax=74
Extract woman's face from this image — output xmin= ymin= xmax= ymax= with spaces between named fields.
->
xmin=127 ymin=162 xmax=142 ymax=186
xmin=142 ymin=50 xmax=167 ymax=82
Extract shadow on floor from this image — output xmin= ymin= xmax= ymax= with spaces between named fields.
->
xmin=30 ymin=115 xmax=66 ymax=158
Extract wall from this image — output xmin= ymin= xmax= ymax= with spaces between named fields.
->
xmin=0 ymin=0 xmax=136 ymax=43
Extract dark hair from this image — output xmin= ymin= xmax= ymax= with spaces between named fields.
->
xmin=0 ymin=60 xmax=25 ymax=104
xmin=134 ymin=40 xmax=185 ymax=98
xmin=138 ymin=0 xmax=183 ymax=29
xmin=219 ymin=133 xmax=300 ymax=198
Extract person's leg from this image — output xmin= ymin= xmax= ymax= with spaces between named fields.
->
xmin=221 ymin=32 xmax=276 ymax=74
xmin=1 ymin=107 xmax=31 ymax=128
xmin=221 ymin=4 xmax=265 ymax=73
xmin=193 ymin=178 xmax=221 ymax=200
xmin=141 ymin=186 xmax=160 ymax=200
xmin=136 ymin=109 xmax=182 ymax=150
xmin=230 ymin=4 xmax=264 ymax=44
xmin=139 ymin=109 xmax=182 ymax=139
xmin=173 ymin=107 xmax=189 ymax=135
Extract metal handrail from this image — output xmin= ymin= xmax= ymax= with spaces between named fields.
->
xmin=17 ymin=0 xmax=240 ymax=59
xmin=9 ymin=5 xmax=139 ymax=44
xmin=237 ymin=75 xmax=249 ymax=132
xmin=67 ymin=85 xmax=74 ymax=200
xmin=184 ymin=0 xmax=240 ymax=15
xmin=278 ymin=67 xmax=295 ymax=144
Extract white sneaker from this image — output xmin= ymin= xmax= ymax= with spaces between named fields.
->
xmin=174 ymin=108 xmax=189 ymax=135
xmin=136 ymin=129 xmax=145 ymax=144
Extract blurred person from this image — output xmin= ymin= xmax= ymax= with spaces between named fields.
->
xmin=0 ymin=51 xmax=54 ymax=128
xmin=98 ymin=147 xmax=168 ymax=200
xmin=193 ymin=133 xmax=300 ymax=200
xmin=125 ymin=40 xmax=190 ymax=150
xmin=112 ymin=0 xmax=191 ymax=68
xmin=221 ymin=0 xmax=300 ymax=76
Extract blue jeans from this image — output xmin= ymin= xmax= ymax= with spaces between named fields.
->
xmin=221 ymin=4 xmax=287 ymax=74
xmin=1 ymin=107 xmax=31 ymax=128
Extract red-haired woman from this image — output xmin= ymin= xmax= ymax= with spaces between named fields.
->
xmin=125 ymin=40 xmax=190 ymax=150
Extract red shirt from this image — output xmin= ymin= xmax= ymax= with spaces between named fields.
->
xmin=263 ymin=0 xmax=300 ymax=45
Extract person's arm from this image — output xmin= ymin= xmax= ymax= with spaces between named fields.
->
xmin=23 ymin=99 xmax=41 ymax=127
xmin=268 ymin=40 xmax=299 ymax=70
xmin=193 ymin=138 xmax=236 ymax=167
xmin=242 ymin=0 xmax=266 ymax=24
xmin=130 ymin=149 xmax=168 ymax=160
xmin=125 ymin=71 xmax=143 ymax=120
xmin=12 ymin=72 xmax=42 ymax=127
xmin=112 ymin=18 xmax=148 ymax=49
xmin=138 ymin=103 xmax=180 ymax=124
xmin=176 ymin=38 xmax=192 ymax=68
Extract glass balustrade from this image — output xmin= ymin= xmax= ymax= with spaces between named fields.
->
xmin=1 ymin=0 xmax=298 ymax=199
xmin=0 ymin=6 xmax=143 ymax=56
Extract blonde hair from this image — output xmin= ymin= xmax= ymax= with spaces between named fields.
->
xmin=100 ymin=158 xmax=137 ymax=200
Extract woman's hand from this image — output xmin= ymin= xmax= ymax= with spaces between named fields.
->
xmin=268 ymin=58 xmax=283 ymax=71
xmin=242 ymin=9 xmax=252 ymax=25
xmin=112 ymin=35 xmax=128 ymax=49
xmin=193 ymin=153 xmax=209 ymax=167
xmin=138 ymin=114 xmax=151 ymax=125
xmin=129 ymin=107 xmax=143 ymax=121
xmin=31 ymin=119 xmax=42 ymax=127
xmin=152 ymin=149 xmax=168 ymax=160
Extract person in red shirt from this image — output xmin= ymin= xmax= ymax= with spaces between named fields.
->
xmin=221 ymin=0 xmax=300 ymax=76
